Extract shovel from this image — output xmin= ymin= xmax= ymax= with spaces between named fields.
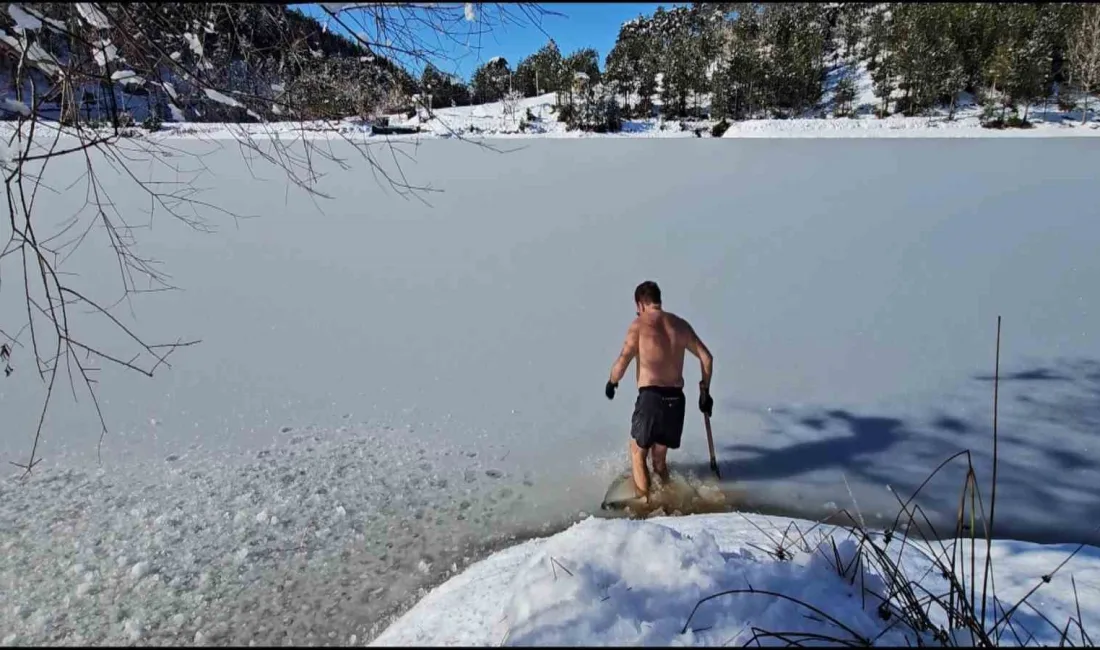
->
xmin=704 ymin=413 xmax=720 ymax=480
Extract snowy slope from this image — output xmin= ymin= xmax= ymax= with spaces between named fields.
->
xmin=373 ymin=514 xmax=1100 ymax=646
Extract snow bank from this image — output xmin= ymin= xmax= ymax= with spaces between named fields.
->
xmin=8 ymin=85 xmax=1097 ymax=143
xmin=374 ymin=515 xmax=1100 ymax=647
xmin=722 ymin=114 xmax=1100 ymax=138
xmin=497 ymin=518 xmax=896 ymax=646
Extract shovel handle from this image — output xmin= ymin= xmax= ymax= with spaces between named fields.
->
xmin=704 ymin=413 xmax=720 ymax=479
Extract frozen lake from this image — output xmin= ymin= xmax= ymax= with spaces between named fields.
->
xmin=1 ymin=136 xmax=1099 ymax=643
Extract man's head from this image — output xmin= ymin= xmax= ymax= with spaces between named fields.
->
xmin=634 ymin=280 xmax=662 ymax=315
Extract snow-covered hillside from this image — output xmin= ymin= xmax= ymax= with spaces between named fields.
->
xmin=379 ymin=59 xmax=1100 ymax=138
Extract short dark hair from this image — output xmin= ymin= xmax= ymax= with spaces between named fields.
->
xmin=634 ymin=280 xmax=661 ymax=306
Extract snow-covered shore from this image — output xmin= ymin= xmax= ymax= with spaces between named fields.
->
xmin=373 ymin=514 xmax=1100 ymax=647
xmin=5 ymin=90 xmax=1099 ymax=147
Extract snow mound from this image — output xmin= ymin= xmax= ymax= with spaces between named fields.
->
xmin=375 ymin=515 xmax=1100 ymax=647
xmin=498 ymin=518 xmax=897 ymax=646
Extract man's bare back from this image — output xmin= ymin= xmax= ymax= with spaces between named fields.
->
xmin=608 ymin=306 xmax=712 ymax=393
xmin=631 ymin=310 xmax=695 ymax=389
xmin=605 ymin=281 xmax=714 ymax=501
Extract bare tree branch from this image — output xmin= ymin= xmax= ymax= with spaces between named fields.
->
xmin=0 ymin=2 xmax=555 ymax=472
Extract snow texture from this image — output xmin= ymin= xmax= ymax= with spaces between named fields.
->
xmin=184 ymin=32 xmax=203 ymax=59
xmin=0 ymin=33 xmax=62 ymax=78
xmin=6 ymin=4 xmax=41 ymax=31
xmin=110 ymin=70 xmax=144 ymax=86
xmin=374 ymin=515 xmax=1100 ymax=646
xmin=167 ymin=103 xmax=186 ymax=123
xmin=1 ymin=97 xmax=30 ymax=117
xmin=92 ymin=40 xmax=119 ymax=68
xmin=0 ymin=424 xmax=556 ymax=645
xmin=6 ymin=4 xmax=63 ymax=32
xmin=75 ymin=2 xmax=111 ymax=29
xmin=203 ymin=87 xmax=241 ymax=108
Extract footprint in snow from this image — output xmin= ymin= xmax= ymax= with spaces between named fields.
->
xmin=485 ymin=469 xmax=503 ymax=479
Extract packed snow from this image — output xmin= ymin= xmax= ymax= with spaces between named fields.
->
xmin=373 ymin=514 xmax=1100 ymax=646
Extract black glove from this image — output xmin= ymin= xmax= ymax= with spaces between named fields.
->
xmin=699 ymin=384 xmax=713 ymax=417
xmin=605 ymin=380 xmax=618 ymax=400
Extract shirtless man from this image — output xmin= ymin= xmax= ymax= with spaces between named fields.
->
xmin=605 ymin=280 xmax=714 ymax=501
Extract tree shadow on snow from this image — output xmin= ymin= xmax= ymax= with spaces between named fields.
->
xmin=674 ymin=358 xmax=1100 ymax=547
xmin=718 ymin=409 xmax=909 ymax=483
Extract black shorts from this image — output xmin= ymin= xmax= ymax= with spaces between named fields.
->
xmin=630 ymin=386 xmax=686 ymax=449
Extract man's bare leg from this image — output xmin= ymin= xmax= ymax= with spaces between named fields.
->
xmin=630 ymin=438 xmax=650 ymax=501
xmin=651 ymin=444 xmax=671 ymax=485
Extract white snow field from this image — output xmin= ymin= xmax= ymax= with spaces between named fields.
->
xmin=1 ymin=135 xmax=1099 ymax=644
xmin=373 ymin=514 xmax=1100 ymax=646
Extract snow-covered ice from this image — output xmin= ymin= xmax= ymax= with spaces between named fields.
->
xmin=0 ymin=424 xmax=563 ymax=645
xmin=4 ymin=135 xmax=1096 ymax=541
xmin=0 ymin=125 xmax=1098 ymax=643
xmin=373 ymin=514 xmax=1100 ymax=646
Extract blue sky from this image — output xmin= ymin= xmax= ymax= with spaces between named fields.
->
xmin=298 ymin=3 xmax=683 ymax=81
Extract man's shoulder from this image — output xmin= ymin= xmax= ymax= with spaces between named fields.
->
xmin=663 ymin=311 xmax=692 ymax=328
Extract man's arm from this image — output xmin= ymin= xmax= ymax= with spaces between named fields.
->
xmin=685 ymin=323 xmax=713 ymax=390
xmin=609 ymin=321 xmax=640 ymax=385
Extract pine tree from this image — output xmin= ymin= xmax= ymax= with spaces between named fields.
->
xmin=866 ymin=4 xmax=897 ymax=116
xmin=604 ymin=16 xmax=659 ymax=117
xmin=471 ymin=57 xmax=511 ymax=105
xmin=513 ymin=56 xmax=539 ymax=97
xmin=833 ymin=73 xmax=857 ymax=117
xmin=651 ymin=7 xmax=692 ymax=116
xmin=711 ymin=6 xmax=767 ymax=120
xmin=562 ymin=48 xmax=601 ymax=107
xmin=526 ymin=40 xmax=565 ymax=102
